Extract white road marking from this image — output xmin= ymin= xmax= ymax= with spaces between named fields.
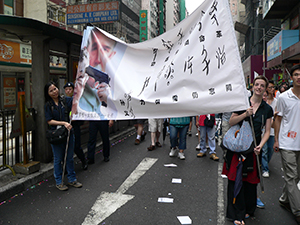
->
xmin=82 ymin=157 xmax=158 ymax=225
xmin=217 ymin=162 xmax=225 ymax=225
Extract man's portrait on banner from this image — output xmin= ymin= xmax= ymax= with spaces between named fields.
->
xmin=72 ymin=27 xmax=126 ymax=120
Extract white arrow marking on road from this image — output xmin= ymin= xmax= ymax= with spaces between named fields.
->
xmin=82 ymin=157 xmax=158 ymax=225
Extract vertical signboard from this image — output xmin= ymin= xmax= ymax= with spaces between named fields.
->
xmin=3 ymin=77 xmax=16 ymax=108
xmin=140 ymin=10 xmax=148 ymax=42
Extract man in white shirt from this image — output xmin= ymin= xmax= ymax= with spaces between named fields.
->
xmin=274 ymin=64 xmax=300 ymax=225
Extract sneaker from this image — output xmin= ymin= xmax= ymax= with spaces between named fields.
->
xmin=187 ymin=131 xmax=192 ymax=136
xmin=56 ymin=184 xmax=68 ymax=191
xmin=196 ymin=132 xmax=198 ymax=136
xmin=68 ymin=181 xmax=83 ymax=188
xmin=197 ymin=152 xmax=206 ymax=157
xmin=147 ymin=145 xmax=156 ymax=151
xmin=262 ymin=171 xmax=269 ymax=178
xmin=178 ymin=152 xmax=185 ymax=160
xmin=256 ymin=198 xmax=265 ymax=208
xmin=210 ymin=153 xmax=219 ymax=161
xmin=169 ymin=147 xmax=177 ymax=157
xmin=134 ymin=139 xmax=140 ymax=145
xmin=196 ymin=143 xmax=201 ymax=150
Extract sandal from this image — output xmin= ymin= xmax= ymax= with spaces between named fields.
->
xmin=147 ymin=145 xmax=156 ymax=151
xmin=234 ymin=220 xmax=245 ymax=225
xmin=155 ymin=142 xmax=162 ymax=147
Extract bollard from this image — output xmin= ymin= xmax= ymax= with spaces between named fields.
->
xmin=19 ymin=94 xmax=28 ymax=164
xmin=13 ymin=95 xmax=40 ymax=175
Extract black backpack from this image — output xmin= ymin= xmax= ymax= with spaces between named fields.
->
xmin=204 ymin=115 xmax=215 ymax=128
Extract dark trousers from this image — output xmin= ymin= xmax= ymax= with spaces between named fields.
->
xmin=73 ymin=121 xmax=85 ymax=163
xmin=87 ymin=121 xmax=110 ymax=160
xmin=226 ymin=180 xmax=257 ymax=221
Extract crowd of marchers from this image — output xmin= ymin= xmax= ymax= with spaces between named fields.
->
xmin=44 ymin=55 xmax=300 ymax=225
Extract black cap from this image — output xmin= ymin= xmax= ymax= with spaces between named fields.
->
xmin=63 ymin=82 xmax=74 ymax=89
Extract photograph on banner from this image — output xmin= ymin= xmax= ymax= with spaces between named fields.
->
xmin=72 ymin=0 xmax=249 ymax=121
xmin=72 ymin=27 xmax=127 ymax=120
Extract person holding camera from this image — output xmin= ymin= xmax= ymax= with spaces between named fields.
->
xmin=196 ymin=114 xmax=219 ymax=161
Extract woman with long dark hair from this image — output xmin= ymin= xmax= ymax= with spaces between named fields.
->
xmin=222 ymin=76 xmax=273 ymax=225
xmin=44 ymin=81 xmax=82 ymax=191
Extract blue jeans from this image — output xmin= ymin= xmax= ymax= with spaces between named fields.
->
xmin=261 ymin=136 xmax=274 ymax=173
xmin=169 ymin=124 xmax=188 ymax=150
xmin=51 ymin=132 xmax=76 ymax=185
xmin=199 ymin=125 xmax=216 ymax=154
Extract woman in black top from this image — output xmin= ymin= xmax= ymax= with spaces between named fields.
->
xmin=44 ymin=81 xmax=82 ymax=191
xmin=223 ymin=76 xmax=273 ymax=225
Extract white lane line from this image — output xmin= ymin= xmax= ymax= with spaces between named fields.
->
xmin=217 ymin=162 xmax=225 ymax=225
xmin=116 ymin=157 xmax=158 ymax=194
xmin=82 ymin=157 xmax=158 ymax=225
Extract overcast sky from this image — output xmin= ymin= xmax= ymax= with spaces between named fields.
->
xmin=185 ymin=0 xmax=204 ymax=14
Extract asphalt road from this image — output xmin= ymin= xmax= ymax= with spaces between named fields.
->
xmin=0 ymin=126 xmax=296 ymax=225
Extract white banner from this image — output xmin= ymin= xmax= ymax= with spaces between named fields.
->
xmin=72 ymin=0 xmax=249 ymax=121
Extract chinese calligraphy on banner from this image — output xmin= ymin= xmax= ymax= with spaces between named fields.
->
xmin=72 ymin=0 xmax=249 ymax=121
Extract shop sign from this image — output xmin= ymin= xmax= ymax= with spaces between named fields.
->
xmin=0 ymin=40 xmax=32 ymax=64
xmin=140 ymin=10 xmax=148 ymax=42
xmin=267 ymin=30 xmax=299 ymax=61
xmin=3 ymin=77 xmax=16 ymax=108
xmin=66 ymin=1 xmax=119 ymax=25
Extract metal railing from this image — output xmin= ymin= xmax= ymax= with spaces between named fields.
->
xmin=0 ymin=108 xmax=36 ymax=174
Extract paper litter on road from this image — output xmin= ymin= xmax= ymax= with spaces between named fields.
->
xmin=164 ymin=163 xmax=177 ymax=167
xmin=172 ymin=178 xmax=182 ymax=183
xmin=177 ymin=216 xmax=192 ymax=224
xmin=158 ymin=197 xmax=174 ymax=203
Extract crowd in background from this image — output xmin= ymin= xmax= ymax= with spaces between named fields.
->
xmin=44 ymin=65 xmax=300 ymax=225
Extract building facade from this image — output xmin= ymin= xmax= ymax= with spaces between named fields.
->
xmin=234 ymin=0 xmax=282 ymax=86
xmin=263 ymin=0 xmax=300 ymax=83
xmin=166 ymin=0 xmax=186 ymax=31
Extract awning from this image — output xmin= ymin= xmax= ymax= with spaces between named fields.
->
xmin=0 ymin=15 xmax=82 ymax=55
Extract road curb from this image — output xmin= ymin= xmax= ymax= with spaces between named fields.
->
xmin=0 ymin=126 xmax=136 ymax=202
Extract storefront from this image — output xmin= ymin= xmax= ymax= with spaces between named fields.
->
xmin=0 ymin=38 xmax=79 ymax=109
xmin=266 ymin=29 xmax=300 ymax=84
xmin=263 ymin=0 xmax=300 ymax=83
xmin=242 ymin=55 xmax=281 ymax=88
xmin=0 ymin=15 xmax=81 ymax=162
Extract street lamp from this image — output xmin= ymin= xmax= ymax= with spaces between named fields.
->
xmin=251 ymin=27 xmax=266 ymax=76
